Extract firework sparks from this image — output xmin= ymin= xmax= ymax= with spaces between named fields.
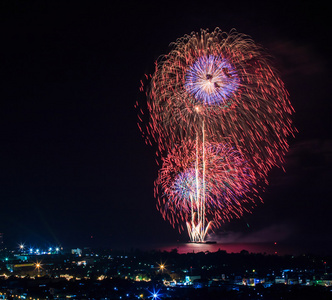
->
xmin=155 ymin=141 xmax=260 ymax=237
xmin=139 ymin=28 xmax=295 ymax=175
xmin=184 ymin=55 xmax=240 ymax=105
xmin=138 ymin=28 xmax=295 ymax=241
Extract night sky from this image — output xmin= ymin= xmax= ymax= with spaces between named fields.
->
xmin=0 ymin=1 xmax=331 ymax=253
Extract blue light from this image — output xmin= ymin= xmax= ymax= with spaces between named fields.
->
xmin=185 ymin=55 xmax=239 ymax=106
xmin=147 ymin=288 xmax=162 ymax=300
xmin=172 ymin=169 xmax=198 ymax=202
xmin=171 ymin=164 xmax=215 ymax=207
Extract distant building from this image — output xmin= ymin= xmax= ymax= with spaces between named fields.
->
xmin=71 ymin=248 xmax=82 ymax=256
xmin=244 ymin=277 xmax=266 ymax=286
xmin=275 ymin=277 xmax=287 ymax=284
xmin=185 ymin=275 xmax=201 ymax=285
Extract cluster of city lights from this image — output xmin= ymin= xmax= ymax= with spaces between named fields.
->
xmin=18 ymin=243 xmax=61 ymax=255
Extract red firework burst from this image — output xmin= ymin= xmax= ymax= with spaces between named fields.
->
xmin=138 ymin=28 xmax=295 ymax=176
xmin=155 ymin=141 xmax=262 ymax=232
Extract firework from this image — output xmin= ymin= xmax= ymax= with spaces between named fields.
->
xmin=139 ymin=28 xmax=295 ymax=175
xmin=155 ymin=141 xmax=260 ymax=238
xmin=138 ymin=28 xmax=295 ymax=242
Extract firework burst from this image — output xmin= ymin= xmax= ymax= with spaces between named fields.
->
xmin=137 ymin=28 xmax=295 ymax=241
xmin=155 ymin=141 xmax=261 ymax=234
xmin=139 ymin=28 xmax=295 ymax=176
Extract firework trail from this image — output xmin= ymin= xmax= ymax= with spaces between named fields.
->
xmin=138 ymin=28 xmax=295 ymax=176
xmin=137 ymin=28 xmax=295 ymax=241
xmin=155 ymin=141 xmax=261 ymax=239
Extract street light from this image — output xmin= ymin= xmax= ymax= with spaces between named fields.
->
xmin=148 ymin=288 xmax=161 ymax=300
xmin=35 ymin=262 xmax=42 ymax=276
xmin=158 ymin=262 xmax=166 ymax=273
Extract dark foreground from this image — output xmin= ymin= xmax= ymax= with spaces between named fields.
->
xmin=0 ymin=247 xmax=331 ymax=299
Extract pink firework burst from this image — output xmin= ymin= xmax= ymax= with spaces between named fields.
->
xmin=155 ymin=141 xmax=262 ymax=232
xmin=138 ymin=28 xmax=295 ymax=176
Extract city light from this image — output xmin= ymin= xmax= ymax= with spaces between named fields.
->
xmin=147 ymin=288 xmax=162 ymax=300
xmin=34 ymin=261 xmax=42 ymax=276
xmin=158 ymin=262 xmax=166 ymax=273
xmin=35 ymin=262 xmax=41 ymax=269
xmin=0 ymin=245 xmax=330 ymax=298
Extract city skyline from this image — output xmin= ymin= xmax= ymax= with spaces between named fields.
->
xmin=0 ymin=1 xmax=330 ymax=254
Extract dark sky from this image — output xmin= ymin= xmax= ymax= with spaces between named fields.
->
xmin=0 ymin=1 xmax=331 ymax=253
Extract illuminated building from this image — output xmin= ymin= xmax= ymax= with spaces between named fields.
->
xmin=71 ymin=248 xmax=82 ymax=256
